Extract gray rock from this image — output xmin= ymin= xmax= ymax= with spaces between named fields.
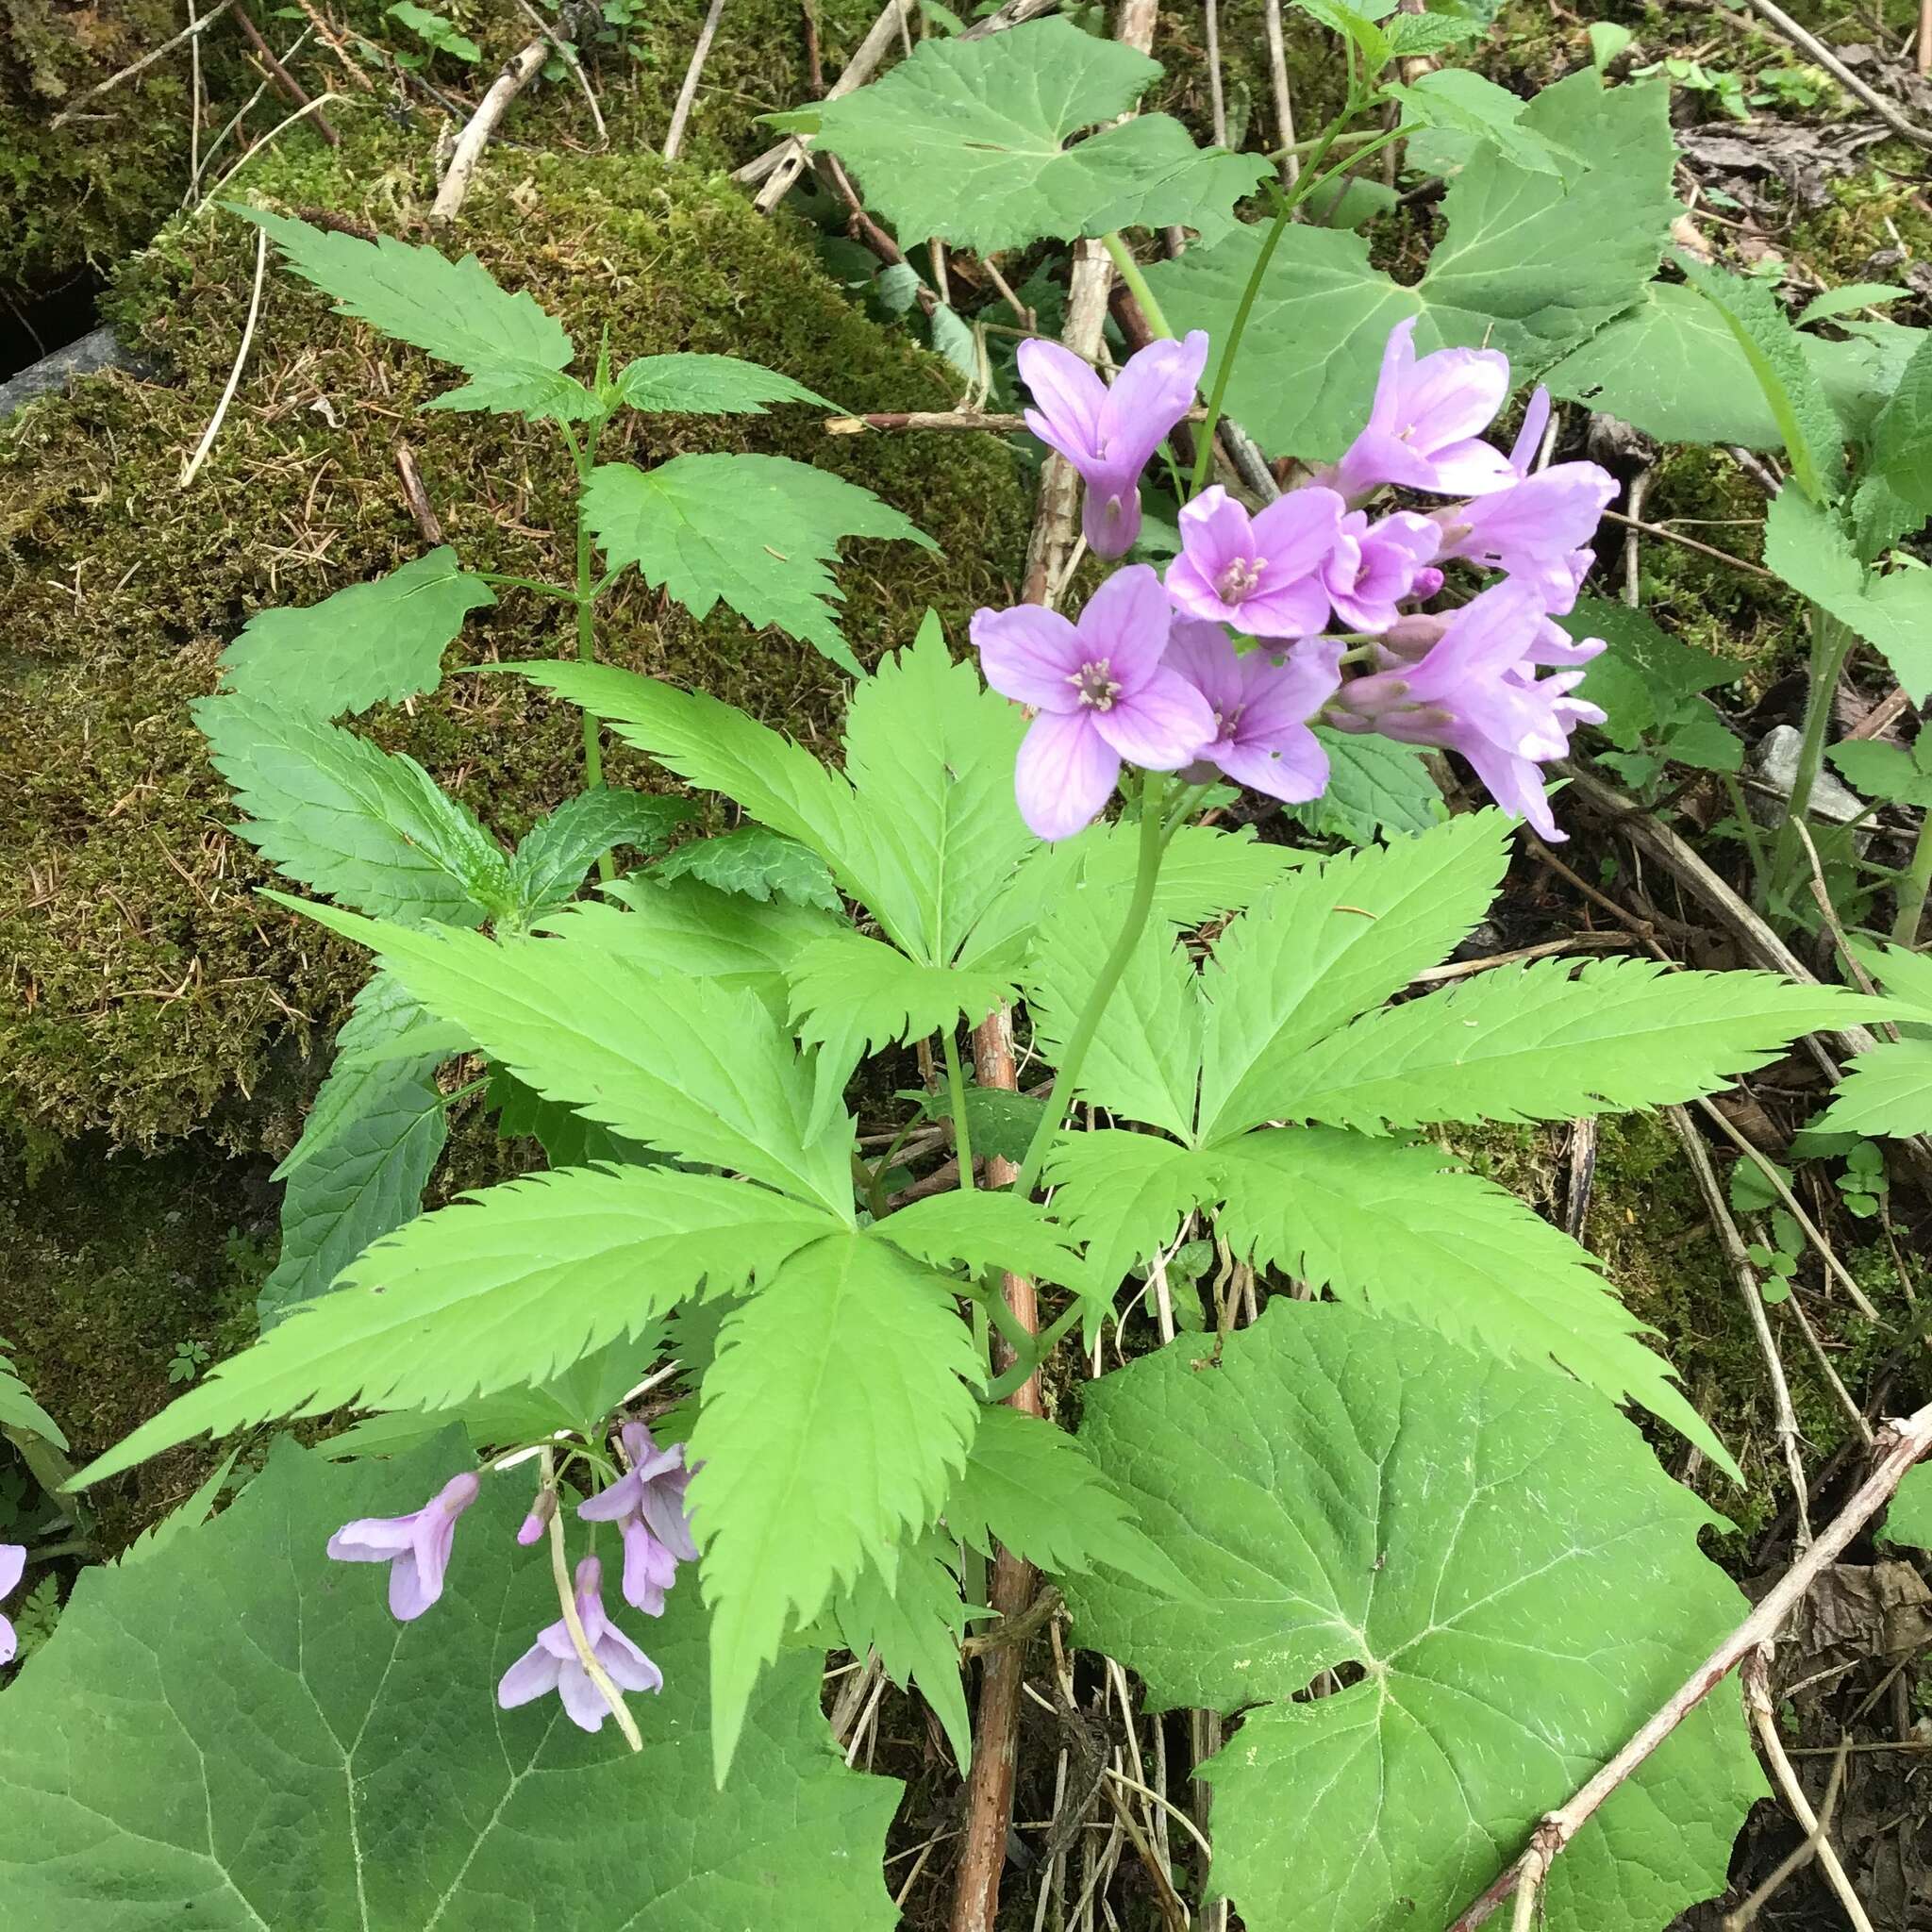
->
xmin=0 ymin=326 xmax=146 ymax=421
xmin=1754 ymin=723 xmax=1868 ymax=827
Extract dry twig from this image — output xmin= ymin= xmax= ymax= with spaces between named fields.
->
xmin=180 ymin=223 xmax=269 ymax=488
xmin=51 ymin=1 xmax=235 ymax=125
xmin=232 ymin=3 xmax=340 ymax=144
xmin=665 ymin=0 xmax=729 ymax=161
xmin=431 ymin=41 xmax=547 ymax=224
xmin=516 ymin=0 xmax=607 ymax=145
xmin=1738 ymin=0 xmax=1932 ymax=148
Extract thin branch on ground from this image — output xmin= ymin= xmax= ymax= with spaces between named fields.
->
xmin=1599 ymin=508 xmax=1776 ymax=579
xmin=517 ymin=0 xmax=608 ymax=145
xmin=664 ymin=0 xmax=728 ymax=160
xmin=431 ymin=42 xmax=547 ymax=223
xmin=51 ymin=1 xmax=235 ymax=125
xmin=231 ymin=3 xmax=340 ymax=144
xmin=1724 ymin=1725 xmax=1855 ymax=1930
xmin=1735 ymin=0 xmax=1932 ymax=147
xmin=179 ymin=223 xmax=268 ymax=488
xmin=1262 ymin=0 xmax=1300 ymax=186
xmin=1203 ymin=0 xmax=1228 ymax=146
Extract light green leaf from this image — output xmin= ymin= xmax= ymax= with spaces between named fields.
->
xmin=1762 ymin=489 xmax=1932 ymax=702
xmin=582 ymin=454 xmax=935 ymax=675
xmin=1063 ymin=1300 xmax=1762 ymax=1932
xmin=1680 ymin=258 xmax=1844 ymax=503
xmin=1853 ymin=939 xmax=1932 ymax=1022
xmin=1291 ymin=726 xmax=1442 ymax=844
xmin=691 ymin=1231 xmax=982 ymax=1777
xmin=1274 ymin=958 xmax=1884 ymax=1132
xmin=1816 ymin=1038 xmax=1932 ymax=1139
xmin=786 ymin=930 xmax=1018 ymax=1060
xmin=614 ymin=353 xmax=834 ymax=415
xmin=1827 ymin=737 xmax=1932 ymax=808
xmin=1 ymin=1437 xmax=902 ymax=1928
xmin=1043 ymin=1128 xmax=1225 ymax=1307
xmin=1146 ymin=75 xmax=1677 ymax=458
xmin=831 ymin=1532 xmax=976 ymax=1767
xmin=197 ymin=695 xmax=513 ymax=923
xmin=945 ymin=1403 xmax=1183 ymax=1591
xmin=0 ymin=1351 xmax=65 ymax=1451
xmin=1215 ymin=1129 xmax=1738 ymax=1474
xmin=508 ymin=789 xmax=694 ymax=921
xmin=554 ymin=872 xmax=845 ymax=984
xmin=1194 ymin=813 xmax=1513 ymax=1144
xmin=116 ymin=1447 xmax=240 ymax=1566
xmin=216 ymin=547 xmax=493 ymax=720
xmin=280 ymin=904 xmax=857 ymax=1216
xmin=807 ymin=18 xmax=1267 ymax=255
xmin=74 ymin=1167 xmax=837 ymax=1487
xmin=1386 ymin=8 xmax=1486 ymax=57
xmin=275 ymin=974 xmax=434 ymax=1177
xmin=875 ymin=1188 xmax=1088 ymax=1290
xmin=1798 ymin=283 xmax=1909 ymax=326
xmin=485 ymin=1065 xmax=658 ymax=1170
xmin=653 ymin=827 xmax=842 ymax=911
xmin=231 ymin=206 xmax=595 ymax=422
xmin=905 ymin=1082 xmax=1049 ymax=1164
xmin=1860 ymin=327 xmax=1932 ymax=512
xmin=1880 ymin=1462 xmax=1932 ymax=1550
xmin=388 ymin=0 xmax=481 ymax=60
xmin=1391 ymin=70 xmax=1580 ymax=176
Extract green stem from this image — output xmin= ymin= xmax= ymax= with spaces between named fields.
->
xmin=1721 ymin=771 xmax=1771 ymax=909
xmin=1188 ymin=199 xmax=1295 ymax=497
xmin=1770 ymin=605 xmax=1853 ymax=911
xmin=1100 ymin=231 xmax=1178 ymax=341
xmin=940 ymin=1026 xmax=976 ymax=1191
xmin=567 ymin=418 xmax=614 ymax=881
xmin=984 ymin=1301 xmax=1085 ymax=1403
xmin=475 ymin=573 xmax=580 ymax=600
xmin=1893 ymin=811 xmax=1932 ymax=946
xmin=1296 ymin=125 xmax=1407 ymax=209
xmin=1011 ymin=775 xmax=1170 ymax=1205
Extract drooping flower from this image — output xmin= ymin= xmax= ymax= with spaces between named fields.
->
xmin=326 ymin=1469 xmax=481 ymax=1622
xmin=577 ymin=1421 xmax=697 ymax=1617
xmin=0 ymin=1543 xmax=25 ymax=1667
xmin=1018 ymin=331 xmax=1210 ymax=558
xmin=1508 ymin=384 xmax=1552 ymax=478
xmin=1330 ymin=316 xmax=1516 ymax=501
xmin=1320 ymin=508 xmax=1441 ymax=634
xmin=1166 ymin=621 xmax=1342 ymax=804
xmin=497 ymin=1555 xmax=663 ymax=1732
xmin=972 ymin=566 xmax=1217 ymax=841
xmin=1327 ymin=579 xmax=1606 ymax=840
xmin=1430 ymin=460 xmax=1617 ymax=613
xmin=1164 ymin=484 xmax=1346 ymax=637
xmin=516 ymin=1487 xmax=557 ymax=1547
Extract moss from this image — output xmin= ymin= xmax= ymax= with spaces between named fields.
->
xmin=1 ymin=124 xmax=1029 ymax=1148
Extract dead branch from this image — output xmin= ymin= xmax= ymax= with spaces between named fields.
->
xmin=51 ymin=1 xmax=236 ymax=126
xmin=430 ymin=41 xmax=547 ymax=224
xmin=664 ymin=0 xmax=729 ymax=161
xmin=231 ymin=3 xmax=339 ymax=144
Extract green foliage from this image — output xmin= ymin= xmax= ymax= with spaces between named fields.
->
xmin=614 ymin=353 xmax=835 ymax=414
xmin=555 ymin=874 xmax=845 ymax=991
xmin=800 ymin=18 xmax=1267 ymax=255
xmin=1828 ymin=735 xmax=1932 ymax=807
xmin=1145 ymin=75 xmax=1677 ymax=458
xmin=387 ymin=1 xmax=482 ymax=62
xmin=1857 ymin=327 xmax=1932 ymax=514
xmin=830 ymin=1532 xmax=976 ymax=1767
xmin=0 ymin=1349 xmax=66 ymax=1451
xmin=1063 ymin=1302 xmax=1762 ymax=1932
xmin=232 ymin=207 xmax=597 ymax=422
xmin=691 ymin=1231 xmax=982 ymax=1777
xmin=1291 ymin=727 xmax=1443 ymax=843
xmin=1881 ymin=1462 xmax=1932 ymax=1551
xmin=508 ymin=790 xmax=694 ymax=923
xmin=0 ymin=1438 xmax=902 ymax=1927
xmin=875 ymin=1188 xmax=1087 ymax=1290
xmin=1573 ymin=597 xmax=1742 ymax=784
xmin=215 ymin=548 xmax=494 ymax=720
xmin=652 ymin=828 xmax=843 ymax=911
xmin=787 ymin=931 xmax=1018 ymax=1060
xmin=582 ymin=454 xmax=936 ymax=675
xmin=1391 ymin=69 xmax=1580 ymax=175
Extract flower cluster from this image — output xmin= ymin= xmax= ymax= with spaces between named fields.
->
xmin=325 ymin=1420 xmax=695 ymax=1735
xmin=978 ymin=317 xmax=1616 ymax=842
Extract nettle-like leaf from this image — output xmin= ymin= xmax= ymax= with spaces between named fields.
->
xmin=507 ymin=788 xmax=694 ymax=923
xmin=1762 ymin=488 xmax=1932 ymax=702
xmin=75 ymin=1167 xmax=837 ymax=1486
xmin=1828 ymin=734 xmax=1932 ymax=807
xmin=801 ymin=17 xmax=1267 ymax=255
xmin=552 ymin=874 xmax=845 ymax=991
xmin=691 ymin=1231 xmax=982 ymax=1777
xmin=1 ymin=1437 xmax=902 ymax=1928
xmin=1574 ymin=594 xmax=1740 ymax=756
xmin=1065 ymin=1301 xmax=1762 ymax=1932
xmin=1818 ymin=942 xmax=1932 ymax=1139
xmin=486 ymin=1064 xmax=656 ymax=1169
xmin=787 ymin=930 xmax=1018 ymax=1061
xmin=614 ymin=352 xmax=834 ymax=415
xmin=217 ymin=546 xmax=493 ymax=719
xmin=1860 ymin=327 xmax=1932 ymax=513
xmin=653 ymin=827 xmax=843 ymax=911
xmin=877 ymin=1188 xmax=1089 ymax=1291
xmin=198 ymin=696 xmax=514 ymax=924
xmin=1145 ymin=74 xmax=1677 ymax=458
xmin=234 ymin=205 xmax=596 ymax=422
xmin=581 ymin=453 xmax=935 ymax=675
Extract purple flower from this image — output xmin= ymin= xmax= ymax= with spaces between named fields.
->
xmin=1019 ymin=331 xmax=1209 ymax=558
xmin=1166 ymin=621 xmax=1341 ymax=804
xmin=577 ymin=1421 xmax=697 ymax=1617
xmin=1320 ymin=509 xmax=1441 ymax=633
xmin=1431 ymin=461 xmax=1616 ymax=613
xmin=1329 ymin=580 xmax=1605 ymax=841
xmin=1331 ymin=317 xmax=1516 ymax=501
xmin=516 ymin=1488 xmax=557 ymax=1547
xmin=497 ymin=1555 xmax=663 ymax=1732
xmin=0 ymin=1543 xmax=24 ymax=1667
xmin=1164 ymin=484 xmax=1346 ymax=638
xmin=1508 ymin=385 xmax=1552 ymax=477
xmin=972 ymin=566 xmax=1217 ymax=841
xmin=326 ymin=1469 xmax=480 ymax=1622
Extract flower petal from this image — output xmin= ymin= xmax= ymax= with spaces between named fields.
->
xmin=1250 ymin=486 xmax=1346 ymax=580
xmin=1017 ymin=338 xmax=1107 ymax=461
xmin=0 ymin=1612 xmax=14 ymax=1669
xmin=971 ymin=604 xmax=1084 ymax=712
xmin=1092 ymin=668 xmax=1217 ymax=770
xmin=497 ymin=1641 xmax=563 ymax=1709
xmin=1397 ymin=344 xmax=1510 ymax=452
xmin=1081 ymin=481 xmax=1141 ymax=558
xmin=326 ymin=1515 xmax=417 ymax=1562
xmin=1508 ymin=385 xmax=1552 ymax=476
xmin=0 ymin=1544 xmax=25 ymax=1601
xmin=1075 ymin=564 xmax=1175 ymax=692
xmin=1218 ymin=727 xmax=1329 ymax=804
xmin=1162 ymin=619 xmax=1243 ymax=723
xmin=557 ymin=1662 xmax=613 ymax=1732
xmin=1014 ymin=710 xmax=1120 ymax=841
xmin=1099 ymin=330 xmax=1209 ymax=477
xmin=597 ymin=1626 xmax=666 ymax=1695
xmin=576 ymin=1471 xmax=644 ymax=1523
xmin=1237 ymin=575 xmax=1332 ymax=641
xmin=1174 ymin=485 xmax=1255 ymax=591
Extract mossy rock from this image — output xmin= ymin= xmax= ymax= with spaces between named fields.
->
xmin=0 ymin=122 xmax=1030 ymax=1148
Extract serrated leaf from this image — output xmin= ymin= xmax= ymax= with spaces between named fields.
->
xmin=875 ymin=1188 xmax=1088 ymax=1290
xmin=276 ymin=973 xmax=435 ymax=1177
xmin=1571 ymin=594 xmax=1740 ymax=749
xmin=1391 ymin=70 xmax=1581 ymax=176
xmin=281 ymin=902 xmax=856 ymax=1214
xmin=1274 ymin=958 xmax=1883 ymax=1132
xmin=1215 ymin=1129 xmax=1738 ymax=1474
xmin=1384 ymin=8 xmax=1484 ymax=55
xmin=1880 ymin=1462 xmax=1932 ymax=1550
xmin=1194 ymin=813 xmax=1513 ymax=1144
xmin=807 ymin=18 xmax=1267 ymax=255
xmin=231 ymin=206 xmax=596 ymax=422
xmin=1817 ymin=1037 xmax=1932 ymax=1139
xmin=582 ymin=454 xmax=935 ymax=675
xmin=945 ymin=1403 xmax=1181 ymax=1591
xmin=1 ymin=1437 xmax=902 ymax=1928
xmin=1860 ymin=326 xmax=1932 ymax=512
xmin=1827 ymin=738 xmax=1932 ymax=807
xmin=198 ymin=694 xmax=513 ymax=923
xmin=654 ymin=827 xmax=842 ymax=911
xmin=485 ymin=1064 xmax=658 ymax=1169
xmin=787 ymin=929 xmax=1018 ymax=1061
xmin=1853 ymin=939 xmax=1932 ymax=1022
xmin=1044 ymin=1128 xmax=1225 ymax=1306
xmin=614 ymin=352 xmax=834 ymax=415
xmin=691 ymin=1231 xmax=982 ymax=1777
xmin=75 ymin=1167 xmax=836 ymax=1486
xmin=555 ymin=873 xmax=845 ymax=983
xmin=1145 ymin=75 xmax=1677 ymax=458
xmin=1799 ymin=284 xmax=1909 ymax=325
xmin=508 ymin=789 xmax=694 ymax=921
xmin=1291 ymin=726 xmax=1441 ymax=844
xmin=116 ymin=1447 xmax=240 ymax=1566
xmin=831 ymin=1532 xmax=976 ymax=1767
xmin=216 ymin=547 xmax=493 ymax=720
xmin=1062 ymin=1299 xmax=1762 ymax=1932
xmin=0 ymin=1351 xmax=65 ymax=1451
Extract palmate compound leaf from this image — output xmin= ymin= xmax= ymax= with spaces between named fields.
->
xmin=614 ymin=352 xmax=836 ymax=415
xmin=785 ymin=930 xmax=1019 ymax=1065
xmin=0 ymin=1435 xmax=901 ymax=1930
xmin=581 ymin=454 xmax=936 ymax=676
xmin=804 ymin=17 xmax=1268 ymax=255
xmin=72 ymin=1166 xmax=839 ymax=1487
xmin=216 ymin=546 xmax=494 ymax=720
xmin=1816 ymin=1038 xmax=1932 ymax=1139
xmin=874 ymin=1187 xmax=1091 ymax=1291
xmin=197 ymin=695 xmax=515 ymax=924
xmin=276 ymin=899 xmax=857 ymax=1217
xmin=506 ymin=788 xmax=695 ymax=923
xmin=691 ymin=1230 xmax=983 ymax=1778
xmin=1063 ymin=1300 xmax=1764 ymax=1932
xmin=232 ymin=205 xmax=597 ymax=422
xmin=1273 ymin=956 xmax=1888 ymax=1133
xmin=1143 ymin=72 xmax=1677 ymax=458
